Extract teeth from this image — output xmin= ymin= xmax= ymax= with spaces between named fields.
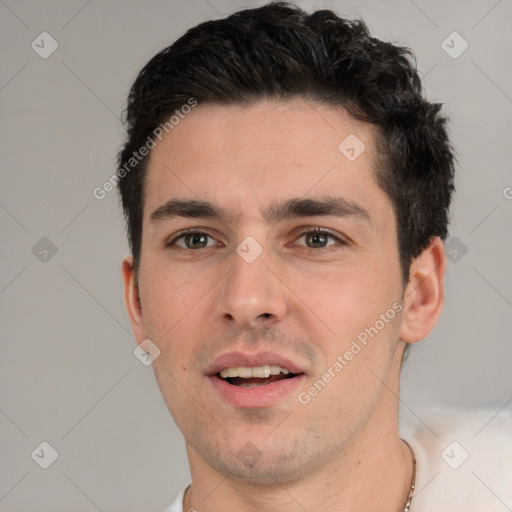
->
xmin=219 ymin=365 xmax=291 ymax=379
xmin=221 ymin=368 xmax=239 ymax=378
xmin=237 ymin=366 xmax=253 ymax=378
xmin=269 ymin=365 xmax=284 ymax=375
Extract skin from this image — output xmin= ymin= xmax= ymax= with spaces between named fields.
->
xmin=122 ymin=99 xmax=446 ymax=511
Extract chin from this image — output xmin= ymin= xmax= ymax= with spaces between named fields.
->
xmin=199 ymin=436 xmax=338 ymax=486
xmin=215 ymin=457 xmax=312 ymax=485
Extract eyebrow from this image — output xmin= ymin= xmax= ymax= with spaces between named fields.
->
xmin=149 ymin=196 xmax=371 ymax=225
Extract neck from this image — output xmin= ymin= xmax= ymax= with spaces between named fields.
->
xmin=183 ymin=416 xmax=414 ymax=512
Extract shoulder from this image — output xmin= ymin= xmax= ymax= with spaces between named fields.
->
xmin=162 ymin=485 xmax=188 ymax=512
xmin=400 ymin=406 xmax=512 ymax=512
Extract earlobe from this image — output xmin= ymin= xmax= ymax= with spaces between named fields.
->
xmin=122 ymin=255 xmax=146 ymax=343
xmin=399 ymin=237 xmax=446 ymax=344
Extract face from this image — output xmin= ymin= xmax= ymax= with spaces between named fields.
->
xmin=123 ymin=99 xmax=418 ymax=484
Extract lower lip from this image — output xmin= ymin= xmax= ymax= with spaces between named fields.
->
xmin=208 ymin=374 xmax=306 ymax=408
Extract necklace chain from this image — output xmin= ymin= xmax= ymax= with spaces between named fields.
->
xmin=402 ymin=439 xmax=417 ymax=512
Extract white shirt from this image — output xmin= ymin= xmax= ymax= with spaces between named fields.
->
xmin=163 ymin=408 xmax=512 ymax=511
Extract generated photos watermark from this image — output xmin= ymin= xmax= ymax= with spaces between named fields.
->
xmin=297 ymin=301 xmax=403 ymax=405
xmin=93 ymin=97 xmax=198 ymax=200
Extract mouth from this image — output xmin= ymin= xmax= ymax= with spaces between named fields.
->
xmin=206 ymin=352 xmax=307 ymax=408
xmin=216 ymin=364 xmax=299 ymax=388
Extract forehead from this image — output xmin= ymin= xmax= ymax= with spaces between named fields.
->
xmin=143 ymin=99 xmax=390 ymax=223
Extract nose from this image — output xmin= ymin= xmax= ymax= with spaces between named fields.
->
xmin=216 ymin=245 xmax=288 ymax=328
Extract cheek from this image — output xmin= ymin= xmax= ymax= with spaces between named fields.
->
xmin=293 ymin=258 xmax=403 ymax=398
xmin=139 ymin=265 xmax=224 ymax=382
xmin=139 ymin=269 xmax=205 ymax=343
xmin=297 ymin=261 xmax=394 ymax=333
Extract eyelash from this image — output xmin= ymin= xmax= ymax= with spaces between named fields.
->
xmin=166 ymin=227 xmax=347 ymax=250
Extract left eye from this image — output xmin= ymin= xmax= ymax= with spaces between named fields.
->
xmin=295 ymin=229 xmax=343 ymax=249
xmin=172 ymin=232 xmax=218 ymax=249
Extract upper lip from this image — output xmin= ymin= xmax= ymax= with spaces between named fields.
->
xmin=206 ymin=351 xmax=307 ymax=376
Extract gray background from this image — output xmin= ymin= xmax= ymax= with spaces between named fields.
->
xmin=1 ymin=0 xmax=511 ymax=510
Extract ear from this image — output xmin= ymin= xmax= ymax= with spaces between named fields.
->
xmin=122 ymin=255 xmax=146 ymax=344
xmin=399 ymin=237 xmax=446 ymax=344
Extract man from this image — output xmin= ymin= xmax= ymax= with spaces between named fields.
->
xmin=117 ymin=2 xmax=510 ymax=511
